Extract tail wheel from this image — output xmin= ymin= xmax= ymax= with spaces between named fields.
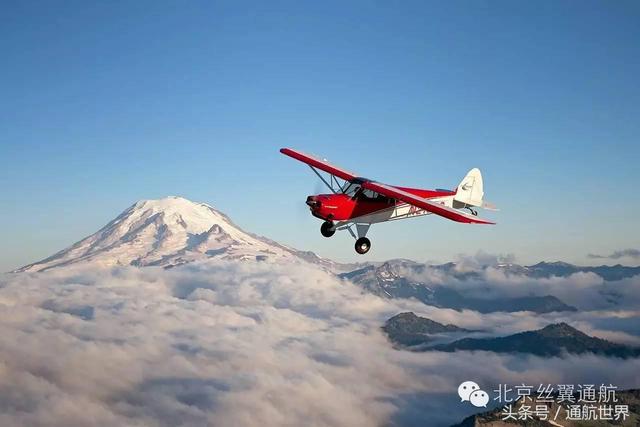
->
xmin=320 ymin=221 xmax=335 ymax=238
xmin=354 ymin=237 xmax=371 ymax=255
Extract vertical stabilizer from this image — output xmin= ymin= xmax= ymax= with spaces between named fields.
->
xmin=453 ymin=168 xmax=484 ymax=207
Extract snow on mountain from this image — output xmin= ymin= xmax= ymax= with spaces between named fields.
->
xmin=15 ymin=196 xmax=339 ymax=272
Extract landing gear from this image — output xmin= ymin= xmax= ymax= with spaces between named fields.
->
xmin=324 ymin=221 xmax=372 ymax=254
xmin=466 ymin=207 xmax=478 ymax=216
xmin=355 ymin=237 xmax=371 ymax=255
xmin=320 ymin=221 xmax=335 ymax=237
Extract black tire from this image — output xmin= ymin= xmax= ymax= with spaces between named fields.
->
xmin=320 ymin=221 xmax=335 ymax=238
xmin=354 ymin=237 xmax=371 ymax=254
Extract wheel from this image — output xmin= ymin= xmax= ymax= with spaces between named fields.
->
xmin=320 ymin=221 xmax=335 ymax=237
xmin=354 ymin=237 xmax=371 ymax=254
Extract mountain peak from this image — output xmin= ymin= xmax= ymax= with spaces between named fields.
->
xmin=122 ymin=196 xmax=229 ymax=235
xmin=529 ymin=261 xmax=573 ymax=268
xmin=538 ymin=322 xmax=584 ymax=337
xmin=382 ymin=312 xmax=469 ymax=347
xmin=14 ymin=196 xmax=334 ymax=272
xmin=134 ymin=195 xmax=210 ymax=209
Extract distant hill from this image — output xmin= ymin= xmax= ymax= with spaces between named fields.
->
xmin=431 ymin=287 xmax=577 ymax=314
xmin=432 ymin=322 xmax=640 ymax=358
xmin=526 ymin=261 xmax=640 ymax=281
xmin=382 ymin=313 xmax=640 ymax=358
xmin=382 ymin=312 xmax=470 ymax=347
xmin=342 ymin=261 xmax=577 ymax=314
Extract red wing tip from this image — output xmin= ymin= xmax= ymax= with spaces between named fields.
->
xmin=468 ymin=217 xmax=495 ymax=225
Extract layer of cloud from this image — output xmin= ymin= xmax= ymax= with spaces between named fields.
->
xmin=588 ymin=248 xmax=640 ymax=260
xmin=452 ymin=251 xmax=517 ymax=271
xmin=0 ymin=261 xmax=639 ymax=427
xmin=400 ymin=257 xmax=640 ymax=312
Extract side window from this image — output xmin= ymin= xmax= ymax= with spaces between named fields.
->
xmin=344 ymin=183 xmax=361 ymax=196
xmin=359 ymin=189 xmax=381 ymax=200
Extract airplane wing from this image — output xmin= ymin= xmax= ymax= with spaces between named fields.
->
xmin=280 ymin=148 xmax=357 ymax=182
xmin=361 ymin=181 xmax=496 ymax=225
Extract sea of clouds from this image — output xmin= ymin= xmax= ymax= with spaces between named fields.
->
xmin=0 ymin=260 xmax=639 ymax=427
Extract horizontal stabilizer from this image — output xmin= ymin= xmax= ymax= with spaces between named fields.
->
xmin=482 ymin=201 xmax=499 ymax=211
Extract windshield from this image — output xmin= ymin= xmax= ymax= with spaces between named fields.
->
xmin=342 ymin=182 xmax=361 ymax=196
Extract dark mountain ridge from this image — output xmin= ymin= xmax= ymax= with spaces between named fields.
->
xmin=382 ymin=312 xmax=470 ymax=347
xmin=526 ymin=261 xmax=640 ymax=281
xmin=432 ymin=322 xmax=640 ymax=358
xmin=382 ymin=312 xmax=640 ymax=358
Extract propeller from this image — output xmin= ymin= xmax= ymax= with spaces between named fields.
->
xmin=296 ymin=177 xmax=327 ymax=220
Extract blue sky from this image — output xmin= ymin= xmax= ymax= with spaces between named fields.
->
xmin=1 ymin=1 xmax=639 ymax=271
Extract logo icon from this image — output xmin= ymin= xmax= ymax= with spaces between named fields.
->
xmin=458 ymin=381 xmax=489 ymax=408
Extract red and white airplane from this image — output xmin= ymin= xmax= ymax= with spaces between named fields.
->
xmin=281 ymin=148 xmax=497 ymax=255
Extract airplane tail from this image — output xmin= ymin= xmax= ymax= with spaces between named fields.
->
xmin=453 ymin=168 xmax=494 ymax=209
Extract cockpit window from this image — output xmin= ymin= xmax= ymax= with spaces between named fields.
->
xmin=342 ymin=183 xmax=361 ymax=196
xmin=357 ymin=189 xmax=389 ymax=202
xmin=361 ymin=189 xmax=377 ymax=199
xmin=342 ymin=182 xmax=389 ymax=202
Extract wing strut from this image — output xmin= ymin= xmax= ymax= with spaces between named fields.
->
xmin=309 ymin=166 xmax=338 ymax=194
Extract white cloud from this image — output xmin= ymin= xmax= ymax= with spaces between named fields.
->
xmin=588 ymin=248 xmax=640 ymax=260
xmin=402 ymin=259 xmax=640 ymax=312
xmin=0 ymin=261 xmax=639 ymax=427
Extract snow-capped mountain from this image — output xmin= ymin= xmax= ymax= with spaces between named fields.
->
xmin=15 ymin=196 xmax=338 ymax=272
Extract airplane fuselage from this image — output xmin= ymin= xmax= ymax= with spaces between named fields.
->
xmin=306 ymin=187 xmax=456 ymax=224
